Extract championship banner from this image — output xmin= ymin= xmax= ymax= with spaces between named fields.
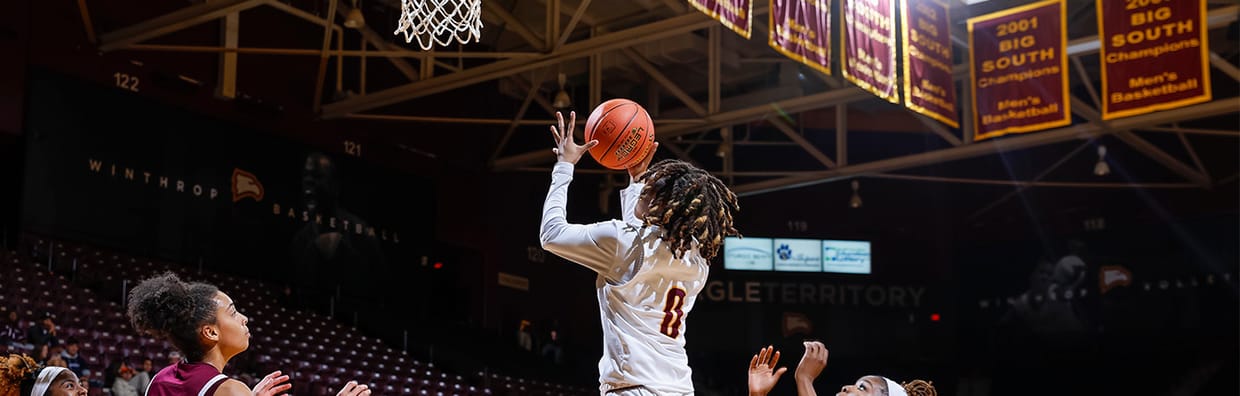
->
xmin=769 ymin=0 xmax=831 ymax=76
xmin=968 ymin=0 xmax=1069 ymax=140
xmin=688 ymin=0 xmax=753 ymax=39
xmin=900 ymin=0 xmax=958 ymax=128
xmin=841 ymin=0 xmax=898 ymax=103
xmin=1097 ymin=0 xmax=1210 ymax=120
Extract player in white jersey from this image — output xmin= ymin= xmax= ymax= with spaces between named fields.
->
xmin=539 ymin=111 xmax=740 ymax=395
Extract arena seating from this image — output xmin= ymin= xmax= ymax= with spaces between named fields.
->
xmin=2 ymin=237 xmax=593 ymax=396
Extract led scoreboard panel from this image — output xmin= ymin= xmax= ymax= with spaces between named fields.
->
xmin=724 ymin=237 xmax=872 ymax=274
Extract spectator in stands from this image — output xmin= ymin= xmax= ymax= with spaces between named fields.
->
xmin=516 ymin=320 xmax=532 ymax=352
xmin=0 ymin=353 xmax=87 ymax=396
xmin=1 ymin=310 xmax=32 ymax=352
xmin=163 ymin=351 xmax=181 ymax=372
xmin=58 ymin=339 xmax=83 ymax=376
xmin=44 ymin=356 xmax=67 ymax=369
xmin=137 ymin=358 xmax=154 ymax=380
xmin=25 ymin=313 xmax=58 ymax=355
xmin=130 ymin=360 xmax=151 ymax=396
xmin=540 ymin=330 xmax=562 ymax=365
xmin=79 ymin=369 xmax=102 ymax=391
xmin=126 ymin=273 xmax=372 ymax=396
xmin=110 ymin=364 xmax=139 ymax=396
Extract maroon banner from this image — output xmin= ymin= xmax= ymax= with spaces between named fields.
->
xmin=688 ymin=0 xmax=753 ymax=39
xmin=900 ymin=0 xmax=957 ymax=128
xmin=1098 ymin=0 xmax=1210 ymax=120
xmin=769 ymin=0 xmax=832 ymax=76
xmin=841 ymin=0 xmax=898 ymax=103
xmin=968 ymin=0 xmax=1069 ymax=140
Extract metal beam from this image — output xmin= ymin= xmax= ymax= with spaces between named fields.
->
xmin=660 ymin=141 xmax=701 ymax=166
xmin=557 ymin=0 xmax=593 ymax=50
xmin=482 ymin=3 xmax=545 ymax=51
xmin=98 ymin=0 xmax=267 ymax=51
xmin=1070 ymin=97 xmax=1211 ymax=187
xmin=1141 ymin=126 xmax=1240 ymax=138
xmin=769 ymin=117 xmax=836 ymax=168
xmin=968 ymin=140 xmax=1095 ymax=220
xmin=1070 ymin=55 xmax=1101 ymax=108
xmin=217 ymin=12 xmax=239 ymax=99
xmin=322 ymin=10 xmax=727 ymax=117
xmin=490 ymin=71 xmax=549 ymax=164
xmin=728 ymin=98 xmax=1238 ymax=196
xmin=659 ymin=0 xmax=688 ymax=13
xmin=914 ymin=114 xmax=963 ymax=146
xmin=1209 ymin=51 xmax=1240 ymax=82
xmin=75 ymin=0 xmax=97 ymax=44
xmin=620 ymin=48 xmax=707 ymax=117
xmin=319 ymin=2 xmax=418 ymax=82
xmin=836 ymin=105 xmax=847 ymax=166
xmin=341 ymin=113 xmax=703 ymax=125
xmin=1174 ymin=129 xmax=1211 ymax=180
xmin=121 ymin=44 xmax=537 ymax=59
xmin=509 ymin=75 xmax=558 ymax=116
xmin=868 ymin=174 xmax=1198 ymax=189
xmin=1115 ymin=130 xmax=1212 ymax=186
xmin=312 ymin=0 xmax=339 ymax=113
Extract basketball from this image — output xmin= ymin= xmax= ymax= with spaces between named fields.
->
xmin=584 ymin=98 xmax=656 ymax=170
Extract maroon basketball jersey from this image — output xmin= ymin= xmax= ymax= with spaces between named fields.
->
xmin=146 ymin=362 xmax=230 ymax=396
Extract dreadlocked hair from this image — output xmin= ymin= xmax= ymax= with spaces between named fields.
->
xmin=901 ymin=380 xmax=937 ymax=396
xmin=0 ymin=354 xmax=39 ymax=396
xmin=637 ymin=159 xmax=740 ymax=260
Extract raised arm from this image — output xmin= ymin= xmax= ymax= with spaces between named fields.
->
xmin=538 ymin=112 xmax=620 ymax=275
xmin=795 ymin=341 xmax=829 ymax=396
xmin=620 ymin=142 xmax=658 ymax=225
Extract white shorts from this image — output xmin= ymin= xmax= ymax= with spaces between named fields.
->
xmin=604 ymin=386 xmax=677 ymax=396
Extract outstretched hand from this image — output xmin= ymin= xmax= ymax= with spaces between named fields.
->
xmin=336 ymin=381 xmax=371 ymax=396
xmin=549 ymin=111 xmax=598 ymax=165
xmin=251 ymin=371 xmax=292 ymax=396
xmin=748 ymin=345 xmax=787 ymax=396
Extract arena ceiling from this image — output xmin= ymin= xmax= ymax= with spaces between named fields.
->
xmin=55 ymin=0 xmax=1240 ymax=207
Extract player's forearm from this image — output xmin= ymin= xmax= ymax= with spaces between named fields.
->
xmin=538 ymin=162 xmax=575 ymax=246
xmin=795 ymin=377 xmax=817 ymax=396
xmin=619 ymin=182 xmax=642 ymax=225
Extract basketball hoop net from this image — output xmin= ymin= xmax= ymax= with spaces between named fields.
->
xmin=394 ymin=0 xmax=483 ymax=50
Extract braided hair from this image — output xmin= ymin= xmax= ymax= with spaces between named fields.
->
xmin=875 ymin=377 xmax=938 ymax=396
xmin=901 ymin=379 xmax=937 ymax=396
xmin=637 ymin=159 xmax=740 ymax=260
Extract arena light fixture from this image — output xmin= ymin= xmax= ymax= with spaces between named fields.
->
xmin=849 ymin=180 xmax=862 ymax=209
xmin=345 ymin=1 xmax=366 ymax=29
xmin=552 ymin=73 xmax=572 ymax=109
xmin=1094 ymin=145 xmax=1111 ymax=176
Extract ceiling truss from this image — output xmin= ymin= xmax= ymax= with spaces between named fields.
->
xmin=87 ymin=0 xmax=1240 ymax=198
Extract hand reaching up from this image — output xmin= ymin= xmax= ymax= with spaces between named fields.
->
xmin=336 ymin=381 xmax=370 ymax=396
xmin=549 ymin=111 xmax=597 ymax=165
xmin=794 ymin=341 xmax=829 ymax=396
xmin=748 ymin=345 xmax=787 ymax=396
xmin=251 ymin=371 xmax=291 ymax=396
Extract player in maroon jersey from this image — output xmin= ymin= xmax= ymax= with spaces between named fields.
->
xmin=127 ymin=273 xmax=370 ymax=396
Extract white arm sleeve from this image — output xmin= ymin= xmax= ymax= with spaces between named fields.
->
xmin=620 ymin=181 xmax=643 ymax=225
xmin=539 ymin=161 xmax=620 ymax=275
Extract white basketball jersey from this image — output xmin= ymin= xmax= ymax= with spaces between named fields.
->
xmin=540 ymin=162 xmax=708 ymax=395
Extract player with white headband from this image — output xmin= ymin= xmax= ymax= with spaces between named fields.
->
xmin=747 ymin=342 xmax=938 ymax=396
